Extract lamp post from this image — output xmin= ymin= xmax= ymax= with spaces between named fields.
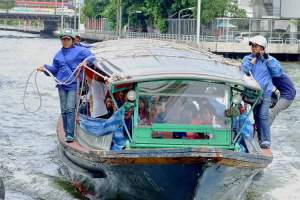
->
xmin=128 ymin=10 xmax=142 ymax=32
xmin=78 ymin=0 xmax=81 ymax=31
xmin=118 ymin=0 xmax=122 ymax=38
xmin=61 ymin=0 xmax=64 ymax=29
xmin=196 ymin=0 xmax=201 ymax=44
xmin=74 ymin=0 xmax=77 ymax=30
xmin=178 ymin=7 xmax=193 ymax=37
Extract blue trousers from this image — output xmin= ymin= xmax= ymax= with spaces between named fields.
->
xmin=58 ymin=88 xmax=77 ymax=137
xmin=253 ymin=96 xmax=271 ymax=146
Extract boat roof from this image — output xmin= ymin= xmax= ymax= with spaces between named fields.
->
xmin=91 ymin=39 xmax=260 ymax=90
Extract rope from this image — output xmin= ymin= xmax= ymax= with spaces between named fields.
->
xmin=43 ymin=65 xmax=82 ymax=85
xmin=23 ymin=70 xmax=42 ymax=113
xmin=23 ymin=63 xmax=84 ymax=113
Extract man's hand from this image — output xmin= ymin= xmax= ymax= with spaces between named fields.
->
xmin=79 ymin=60 xmax=88 ymax=67
xmin=36 ymin=66 xmax=45 ymax=72
xmin=260 ymin=49 xmax=269 ymax=60
xmin=259 ymin=49 xmax=265 ymax=56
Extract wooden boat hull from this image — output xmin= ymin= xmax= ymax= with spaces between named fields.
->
xmin=57 ymin=120 xmax=272 ymax=200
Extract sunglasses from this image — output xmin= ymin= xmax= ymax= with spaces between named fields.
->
xmin=251 ymin=44 xmax=259 ymax=48
xmin=249 ymin=42 xmax=259 ymax=48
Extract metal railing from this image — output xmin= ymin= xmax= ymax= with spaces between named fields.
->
xmin=80 ymin=30 xmax=300 ymax=46
xmin=81 ymin=17 xmax=300 ymax=45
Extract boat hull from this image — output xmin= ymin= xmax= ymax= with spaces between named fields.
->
xmin=60 ymin=148 xmax=260 ymax=200
xmin=57 ymin=120 xmax=271 ymax=200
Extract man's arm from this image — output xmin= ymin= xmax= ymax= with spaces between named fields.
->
xmin=79 ymin=48 xmax=95 ymax=66
xmin=39 ymin=59 xmax=59 ymax=76
xmin=266 ymin=56 xmax=283 ymax=78
xmin=241 ymin=55 xmax=254 ymax=76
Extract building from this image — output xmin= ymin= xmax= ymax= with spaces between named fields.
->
xmin=236 ymin=0 xmax=300 ymax=18
xmin=15 ymin=0 xmax=73 ymax=9
xmin=235 ymin=0 xmax=254 ymax=17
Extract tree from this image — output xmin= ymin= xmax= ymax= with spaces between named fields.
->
xmin=84 ymin=0 xmax=246 ymax=32
xmin=83 ymin=0 xmax=109 ymax=19
xmin=202 ymin=0 xmax=246 ymax=23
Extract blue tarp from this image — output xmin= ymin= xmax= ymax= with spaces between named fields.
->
xmin=79 ymin=107 xmax=126 ymax=150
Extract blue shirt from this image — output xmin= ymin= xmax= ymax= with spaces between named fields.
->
xmin=242 ymin=54 xmax=281 ymax=97
xmin=44 ymin=45 xmax=95 ymax=91
xmin=272 ymin=73 xmax=296 ymax=101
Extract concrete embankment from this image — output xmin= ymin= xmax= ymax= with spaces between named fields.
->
xmin=79 ymin=32 xmax=300 ymax=61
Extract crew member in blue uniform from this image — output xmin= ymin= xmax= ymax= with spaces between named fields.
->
xmin=37 ymin=29 xmax=95 ymax=142
xmin=241 ymin=35 xmax=282 ymax=149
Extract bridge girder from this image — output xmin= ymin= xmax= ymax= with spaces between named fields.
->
xmin=0 ymin=13 xmax=76 ymax=22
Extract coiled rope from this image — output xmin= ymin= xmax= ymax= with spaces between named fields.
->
xmin=23 ymin=64 xmax=83 ymax=113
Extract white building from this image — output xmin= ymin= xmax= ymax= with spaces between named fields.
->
xmin=236 ymin=0 xmax=300 ymax=18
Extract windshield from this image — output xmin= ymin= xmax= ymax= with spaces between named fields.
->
xmin=138 ymin=80 xmax=230 ymax=128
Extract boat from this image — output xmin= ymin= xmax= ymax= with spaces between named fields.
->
xmin=57 ymin=39 xmax=272 ymax=200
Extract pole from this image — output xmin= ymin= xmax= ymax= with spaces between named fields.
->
xmin=128 ymin=13 xmax=130 ymax=32
xmin=61 ymin=0 xmax=64 ymax=29
xmin=78 ymin=0 xmax=81 ymax=31
xmin=178 ymin=10 xmax=181 ymax=37
xmin=178 ymin=7 xmax=194 ymax=39
xmin=119 ymin=0 xmax=122 ymax=37
xmin=55 ymin=0 xmax=57 ymax=15
xmin=116 ymin=0 xmax=120 ymax=33
xmin=196 ymin=0 xmax=201 ymax=44
xmin=74 ymin=0 xmax=77 ymax=30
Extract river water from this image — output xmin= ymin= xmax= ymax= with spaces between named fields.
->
xmin=0 ymin=30 xmax=299 ymax=200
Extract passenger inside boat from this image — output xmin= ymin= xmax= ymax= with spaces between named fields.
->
xmin=137 ymin=81 xmax=230 ymax=140
xmin=144 ymin=95 xmax=226 ymax=128
xmin=104 ymin=96 xmax=115 ymax=119
xmin=139 ymin=97 xmax=151 ymax=125
xmin=88 ymin=74 xmax=108 ymax=119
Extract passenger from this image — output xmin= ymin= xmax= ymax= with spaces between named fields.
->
xmin=37 ymin=29 xmax=95 ymax=143
xmin=149 ymin=105 xmax=158 ymax=123
xmin=115 ymin=91 xmax=126 ymax=107
xmin=89 ymin=74 xmax=108 ymax=119
xmin=104 ymin=96 xmax=115 ymax=119
xmin=269 ymin=73 xmax=296 ymax=125
xmin=74 ymin=33 xmax=92 ymax=48
xmin=124 ymin=106 xmax=134 ymax=137
xmin=199 ymin=106 xmax=214 ymax=125
xmin=153 ymin=102 xmax=167 ymax=123
xmin=241 ymin=35 xmax=282 ymax=149
xmin=139 ymin=98 xmax=150 ymax=125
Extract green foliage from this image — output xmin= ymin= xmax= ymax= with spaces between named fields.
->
xmin=84 ymin=0 xmax=247 ymax=32
xmin=83 ymin=0 xmax=109 ymax=18
xmin=201 ymin=0 xmax=246 ymax=23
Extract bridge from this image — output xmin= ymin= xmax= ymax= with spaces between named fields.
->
xmin=0 ymin=12 xmax=77 ymax=35
xmin=0 ymin=0 xmax=77 ymax=35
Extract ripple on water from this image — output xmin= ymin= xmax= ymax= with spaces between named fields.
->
xmin=1 ymin=32 xmax=77 ymax=200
